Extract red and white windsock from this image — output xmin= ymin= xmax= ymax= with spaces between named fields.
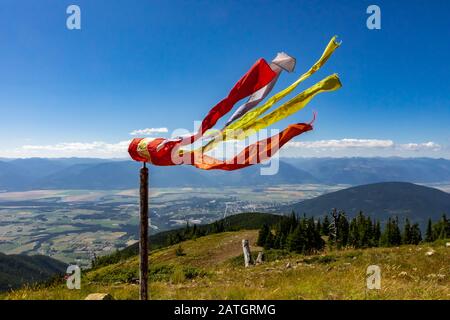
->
xmin=224 ymin=52 xmax=296 ymax=127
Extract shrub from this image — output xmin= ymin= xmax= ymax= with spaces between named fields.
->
xmin=175 ymin=245 xmax=186 ymax=257
xmin=171 ymin=266 xmax=186 ymax=284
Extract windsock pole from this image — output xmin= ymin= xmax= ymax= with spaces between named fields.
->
xmin=139 ymin=162 xmax=149 ymax=300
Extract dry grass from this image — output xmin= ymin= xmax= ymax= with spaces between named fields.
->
xmin=2 ymin=230 xmax=449 ymax=300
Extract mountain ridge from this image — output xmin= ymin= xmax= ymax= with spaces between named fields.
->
xmin=280 ymin=181 xmax=450 ymax=223
xmin=0 ymin=253 xmax=67 ymax=292
xmin=1 ymin=157 xmax=450 ymax=190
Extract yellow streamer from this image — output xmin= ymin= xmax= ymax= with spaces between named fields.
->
xmin=226 ymin=35 xmax=341 ymax=132
xmin=200 ymin=74 xmax=342 ymax=153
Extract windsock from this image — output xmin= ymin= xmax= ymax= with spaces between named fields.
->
xmin=128 ymin=36 xmax=342 ymax=171
xmin=224 ymin=52 xmax=296 ymax=127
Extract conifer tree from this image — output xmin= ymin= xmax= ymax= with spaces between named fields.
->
xmin=287 ymin=223 xmax=305 ymax=254
xmin=364 ymin=216 xmax=373 ymax=247
xmin=279 ymin=233 xmax=286 ymax=250
xmin=289 ymin=211 xmax=298 ymax=230
xmin=425 ymin=218 xmax=434 ymax=242
xmin=336 ymin=211 xmax=349 ymax=248
xmin=349 ymin=218 xmax=359 ymax=248
xmin=191 ymin=224 xmax=198 ymax=239
xmin=373 ymin=220 xmax=381 ymax=246
xmin=316 ymin=218 xmax=322 ymax=236
xmin=264 ymin=231 xmax=274 ymax=250
xmin=381 ymin=217 xmax=401 ymax=246
xmin=322 ymin=215 xmax=330 ymax=236
xmin=273 ymin=230 xmax=281 ymax=249
xmin=434 ymin=214 xmax=449 ymax=239
xmin=410 ymin=223 xmax=422 ymax=245
xmin=380 ymin=218 xmax=393 ymax=247
xmin=257 ymin=224 xmax=270 ymax=247
xmin=402 ymin=218 xmax=412 ymax=244
xmin=392 ymin=217 xmax=402 ymax=245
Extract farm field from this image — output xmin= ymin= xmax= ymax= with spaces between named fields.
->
xmin=0 ymin=184 xmax=345 ymax=266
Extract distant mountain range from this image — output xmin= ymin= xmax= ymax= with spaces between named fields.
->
xmin=283 ymin=157 xmax=450 ymax=185
xmin=0 ymin=253 xmax=66 ymax=292
xmin=1 ymin=157 xmax=450 ymax=190
xmin=280 ymin=182 xmax=450 ymax=223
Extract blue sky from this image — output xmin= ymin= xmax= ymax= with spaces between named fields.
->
xmin=0 ymin=0 xmax=449 ymax=158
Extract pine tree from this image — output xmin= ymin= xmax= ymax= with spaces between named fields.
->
xmin=304 ymin=217 xmax=316 ymax=254
xmin=380 ymin=218 xmax=393 ymax=247
xmin=336 ymin=211 xmax=349 ymax=248
xmin=410 ymin=223 xmax=422 ymax=245
xmin=273 ymin=231 xmax=281 ymax=249
xmin=444 ymin=214 xmax=450 ymax=237
xmin=314 ymin=219 xmax=325 ymax=252
xmin=322 ymin=215 xmax=330 ymax=236
xmin=402 ymin=218 xmax=412 ymax=244
xmin=349 ymin=218 xmax=359 ymax=248
xmin=316 ymin=218 xmax=322 ymax=236
xmin=392 ymin=217 xmax=402 ymax=245
xmin=192 ymin=224 xmax=198 ymax=239
xmin=381 ymin=217 xmax=402 ymax=247
xmin=425 ymin=218 xmax=434 ymax=242
xmin=264 ymin=230 xmax=275 ymax=250
xmin=373 ymin=220 xmax=381 ymax=246
xmin=287 ymin=223 xmax=305 ymax=254
xmin=257 ymin=224 xmax=270 ymax=247
xmin=435 ymin=214 xmax=449 ymax=239
xmin=446 ymin=214 xmax=450 ymax=237
xmin=279 ymin=233 xmax=286 ymax=250
xmin=185 ymin=221 xmax=191 ymax=236
xmin=364 ymin=216 xmax=373 ymax=247
xmin=289 ymin=211 xmax=298 ymax=230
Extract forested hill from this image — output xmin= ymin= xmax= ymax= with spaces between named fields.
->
xmin=0 ymin=253 xmax=67 ymax=292
xmin=280 ymin=182 xmax=450 ymax=222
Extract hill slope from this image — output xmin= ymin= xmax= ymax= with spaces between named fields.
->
xmin=281 ymin=182 xmax=450 ymax=222
xmin=93 ymin=212 xmax=285 ymax=268
xmin=3 ymin=230 xmax=448 ymax=300
xmin=0 ymin=253 xmax=67 ymax=292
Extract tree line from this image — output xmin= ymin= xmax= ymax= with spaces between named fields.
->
xmin=257 ymin=210 xmax=450 ymax=254
xmin=167 ymin=220 xmax=226 ymax=246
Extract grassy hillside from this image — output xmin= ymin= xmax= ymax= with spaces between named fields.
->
xmin=93 ymin=212 xmax=285 ymax=268
xmin=0 ymin=253 xmax=67 ymax=292
xmin=3 ymin=230 xmax=448 ymax=300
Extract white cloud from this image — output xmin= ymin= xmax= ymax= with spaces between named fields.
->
xmin=286 ymin=139 xmax=394 ymax=149
xmin=0 ymin=137 xmax=446 ymax=159
xmin=281 ymin=138 xmax=444 ymax=158
xmin=398 ymin=141 xmax=441 ymax=151
xmin=5 ymin=140 xmax=137 ymax=158
xmin=130 ymin=127 xmax=168 ymax=136
xmin=22 ymin=141 xmax=130 ymax=152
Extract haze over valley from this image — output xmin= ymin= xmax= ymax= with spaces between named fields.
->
xmin=1 ymin=157 xmax=450 ymax=266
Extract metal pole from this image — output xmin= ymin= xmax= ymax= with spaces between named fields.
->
xmin=139 ymin=162 xmax=149 ymax=300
